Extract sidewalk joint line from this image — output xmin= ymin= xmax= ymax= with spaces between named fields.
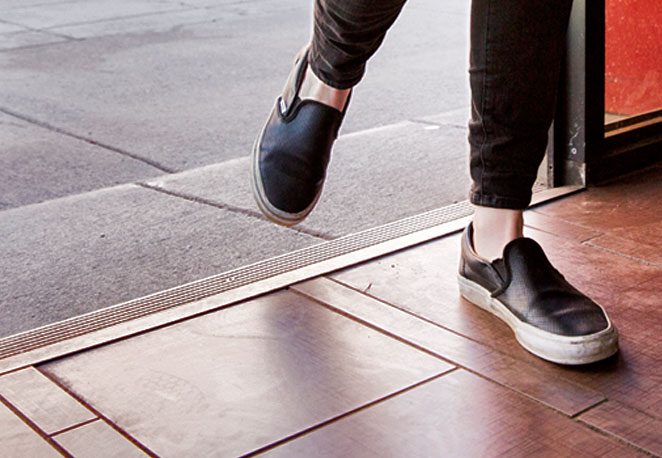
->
xmin=0 ymin=106 xmax=175 ymax=173
xmin=136 ymin=182 xmax=334 ymax=240
xmin=0 ymin=18 xmax=78 ymax=40
xmin=41 ymin=6 xmax=201 ymax=32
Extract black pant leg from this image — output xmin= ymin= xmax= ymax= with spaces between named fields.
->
xmin=468 ymin=0 xmax=574 ymax=209
xmin=310 ymin=0 xmax=407 ymax=89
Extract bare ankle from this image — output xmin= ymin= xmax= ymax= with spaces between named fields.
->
xmin=298 ymin=66 xmax=350 ymax=111
xmin=472 ymin=207 xmax=524 ymax=261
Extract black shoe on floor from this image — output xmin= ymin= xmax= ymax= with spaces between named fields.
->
xmin=251 ymin=46 xmax=349 ymax=227
xmin=457 ymin=223 xmax=618 ymax=365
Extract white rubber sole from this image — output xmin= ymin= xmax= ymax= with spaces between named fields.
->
xmin=250 ymin=109 xmax=323 ymax=228
xmin=457 ymin=274 xmax=619 ymax=365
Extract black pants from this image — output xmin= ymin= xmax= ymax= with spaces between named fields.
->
xmin=309 ymin=0 xmax=573 ymax=209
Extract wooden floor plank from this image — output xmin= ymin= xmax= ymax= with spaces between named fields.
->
xmin=330 ymin=225 xmax=661 ymax=418
xmin=532 ymin=165 xmax=661 ymax=233
xmin=263 ymin=370 xmax=641 ymax=458
xmin=533 ymin=166 xmax=661 ymax=267
xmin=292 ymin=277 xmax=605 ymax=417
xmin=53 ymin=419 xmax=147 ymax=458
xmin=0 ymin=401 xmax=60 ymax=457
xmin=580 ymin=400 xmax=662 ymax=456
xmin=523 ymin=210 xmax=603 ymax=243
xmin=40 ymin=290 xmax=452 ymax=457
xmin=585 ymin=229 xmax=662 ymax=266
xmin=0 ymin=366 xmax=95 ymax=435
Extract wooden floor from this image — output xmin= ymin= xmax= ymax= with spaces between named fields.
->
xmin=1 ymin=165 xmax=660 ymax=457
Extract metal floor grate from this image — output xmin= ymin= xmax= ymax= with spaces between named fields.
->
xmin=0 ymin=201 xmax=475 ymax=362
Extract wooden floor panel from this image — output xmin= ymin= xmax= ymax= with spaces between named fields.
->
xmin=0 ymin=401 xmax=60 ymax=457
xmin=532 ymin=165 xmax=661 ymax=233
xmin=53 ymin=419 xmax=148 ymax=458
xmin=579 ymin=400 xmax=662 ymax=456
xmin=292 ymin=277 xmax=605 ymax=417
xmin=583 ymin=228 xmax=662 ymax=266
xmin=328 ymin=167 xmax=661 ymax=452
xmin=264 ymin=370 xmax=641 ymax=457
xmin=40 ymin=290 xmax=452 ymax=457
xmin=0 ymin=366 xmax=95 ymax=435
xmin=7 ymin=166 xmax=654 ymax=456
xmin=330 ymin=224 xmax=660 ymax=416
xmin=533 ymin=165 xmax=661 ymax=265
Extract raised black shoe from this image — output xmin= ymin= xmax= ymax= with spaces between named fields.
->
xmin=251 ymin=46 xmax=348 ymax=226
xmin=457 ymin=223 xmax=618 ymax=365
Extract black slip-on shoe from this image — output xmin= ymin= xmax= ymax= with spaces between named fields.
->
xmin=457 ymin=223 xmax=619 ymax=365
xmin=251 ymin=46 xmax=349 ymax=227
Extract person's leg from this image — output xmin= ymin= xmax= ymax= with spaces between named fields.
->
xmin=459 ymin=0 xmax=619 ymax=364
xmin=468 ymin=0 xmax=573 ymax=260
xmin=297 ymin=0 xmax=407 ymax=110
xmin=252 ymin=0 xmax=406 ymax=226
xmin=309 ymin=0 xmax=407 ymax=90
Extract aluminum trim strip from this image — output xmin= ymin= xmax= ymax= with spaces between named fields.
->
xmin=0 ymin=186 xmax=581 ymax=373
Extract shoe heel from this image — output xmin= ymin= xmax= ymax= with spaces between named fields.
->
xmin=457 ymin=275 xmax=492 ymax=312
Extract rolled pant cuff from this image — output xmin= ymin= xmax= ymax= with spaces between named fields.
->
xmin=469 ymin=191 xmax=531 ymax=210
xmin=308 ymin=50 xmax=362 ymax=90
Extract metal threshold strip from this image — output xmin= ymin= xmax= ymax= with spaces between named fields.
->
xmin=0 ymin=186 xmax=581 ymax=374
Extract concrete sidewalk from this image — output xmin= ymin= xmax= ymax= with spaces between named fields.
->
xmin=0 ymin=0 xmax=473 ymax=338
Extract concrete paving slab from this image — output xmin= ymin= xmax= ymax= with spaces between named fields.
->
xmin=0 ymin=6 xmax=310 ymax=171
xmin=0 ymin=0 xmax=190 ymax=29
xmin=347 ymin=0 xmax=470 ymax=133
xmin=49 ymin=1 xmax=300 ymax=39
xmin=0 ymin=0 xmax=469 ymax=171
xmin=147 ymin=121 xmax=471 ymax=237
xmin=0 ymin=184 xmax=318 ymax=338
xmin=0 ymin=113 xmax=163 ymax=209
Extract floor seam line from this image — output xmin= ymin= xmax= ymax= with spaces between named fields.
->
xmin=570 ymin=397 xmax=609 ymax=419
xmin=297 ymin=278 xmax=605 ymax=410
xmin=49 ymin=417 xmax=99 ymax=437
xmin=289 ymin=286 xmax=460 ymax=369
xmin=325 ymin=276 xmax=537 ymax=363
xmin=575 ymin=415 xmax=658 ymax=457
xmin=0 ymin=106 xmax=175 ymax=173
xmin=0 ymin=392 xmax=71 ymax=456
xmin=581 ymin=239 xmax=661 ymax=267
xmin=290 ymin=284 xmax=605 ymax=421
xmin=243 ymin=371 xmax=455 ymax=457
xmin=136 ymin=182 xmax=334 ymax=240
xmin=36 ymin=368 xmax=159 ymax=457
